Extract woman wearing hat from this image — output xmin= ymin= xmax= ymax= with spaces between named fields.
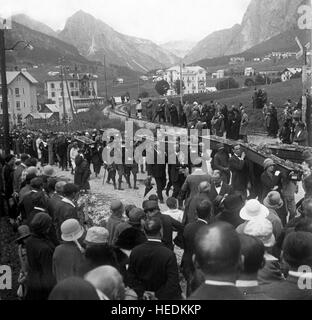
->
xmin=260 ymin=158 xmax=281 ymax=202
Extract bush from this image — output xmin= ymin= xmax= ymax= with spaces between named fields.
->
xmin=155 ymin=80 xmax=170 ymax=96
xmin=216 ymin=77 xmax=239 ymax=90
xmin=138 ymin=91 xmax=149 ymax=98
xmin=244 ymin=78 xmax=255 ymax=87
xmin=255 ymin=74 xmax=271 ymax=85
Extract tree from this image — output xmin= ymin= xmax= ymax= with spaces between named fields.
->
xmin=215 ymin=77 xmax=239 ymax=90
xmin=138 ymin=91 xmax=149 ymax=98
xmin=244 ymin=78 xmax=255 ymax=87
xmin=155 ymin=80 xmax=170 ymax=96
xmin=174 ymin=80 xmax=185 ymax=95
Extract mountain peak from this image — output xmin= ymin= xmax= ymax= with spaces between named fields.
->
xmin=12 ymin=13 xmax=58 ymax=38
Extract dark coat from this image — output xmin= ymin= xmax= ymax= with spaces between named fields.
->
xmin=127 ymin=240 xmax=182 ymax=300
xmin=229 ymin=155 xmax=248 ymax=193
xmin=74 ymin=156 xmax=91 ymax=190
xmin=25 ymin=235 xmax=56 ymax=300
xmin=54 ymin=200 xmax=79 ymax=239
xmin=184 ymin=193 xmax=211 ymax=224
xmin=261 ymin=275 xmax=312 ymax=300
xmin=213 ymin=151 xmax=230 ymax=182
xmin=189 ymin=283 xmax=245 ymax=300
xmin=158 ymin=213 xmax=184 ymax=250
xmin=181 ymin=220 xmax=207 ymax=279
xmin=260 ymin=171 xmax=281 ymax=202
xmin=209 ymin=182 xmax=233 ymax=203
xmin=180 ymin=171 xmax=212 ymax=201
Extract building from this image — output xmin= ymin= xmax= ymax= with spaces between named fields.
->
xmin=281 ymin=68 xmax=302 ymax=82
xmin=0 ymin=71 xmax=38 ymax=125
xmin=244 ymin=67 xmax=256 ymax=77
xmin=216 ymin=70 xmax=225 ymax=79
xmin=229 ymin=57 xmax=245 ymax=65
xmin=25 ymin=112 xmax=59 ymax=126
xmin=258 ymin=70 xmax=281 ymax=77
xmin=164 ymin=65 xmax=207 ymax=95
xmin=45 ymin=73 xmax=102 ymax=121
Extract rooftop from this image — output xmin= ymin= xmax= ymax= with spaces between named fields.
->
xmin=0 ymin=71 xmax=38 ymax=85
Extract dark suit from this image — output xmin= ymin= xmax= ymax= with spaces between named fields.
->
xmin=183 ymin=193 xmax=211 ymax=224
xmin=180 ymin=170 xmax=212 ymax=201
xmin=158 ymin=213 xmax=183 ymax=250
xmin=54 ymin=199 xmax=79 ymax=239
xmin=147 ymin=150 xmax=167 ymax=202
xmin=209 ymin=182 xmax=233 ymax=215
xmin=189 ymin=283 xmax=245 ymax=300
xmin=229 ymin=154 xmax=248 ymax=196
xmin=261 ymin=274 xmax=312 ymax=300
xmin=213 ymin=151 xmax=230 ymax=183
xmin=181 ymin=220 xmax=207 ymax=295
xmin=127 ymin=240 xmax=182 ymax=300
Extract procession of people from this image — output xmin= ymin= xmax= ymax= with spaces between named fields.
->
xmin=2 ymin=96 xmax=312 ymax=301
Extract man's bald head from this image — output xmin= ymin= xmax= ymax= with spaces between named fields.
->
xmin=194 ymin=222 xmax=241 ymax=276
xmin=85 ymin=266 xmax=125 ymax=300
xmin=198 ymin=181 xmax=211 ymax=194
xmin=55 ymin=181 xmax=66 ymax=195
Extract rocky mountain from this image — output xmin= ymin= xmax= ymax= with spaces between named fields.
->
xmin=59 ymin=10 xmax=179 ymax=72
xmin=12 ymin=14 xmax=58 ymax=38
xmin=160 ymin=41 xmax=196 ymax=58
xmin=185 ymin=0 xmax=306 ymax=63
xmin=5 ymin=21 xmax=90 ymax=66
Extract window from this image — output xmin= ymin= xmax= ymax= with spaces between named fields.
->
xmin=16 ymin=101 xmax=21 ymax=111
xmin=15 ymin=88 xmax=20 ymax=97
xmin=51 ymin=83 xmax=55 ymax=89
xmin=52 ymin=92 xmax=56 ymax=98
xmin=23 ymin=88 xmax=25 ymax=94
xmin=71 ymin=91 xmax=75 ymax=96
xmin=60 ymin=83 xmax=63 ymax=89
xmin=70 ymin=82 xmax=74 ymax=88
xmin=24 ymin=102 xmax=26 ymax=108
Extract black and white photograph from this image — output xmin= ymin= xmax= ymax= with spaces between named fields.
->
xmin=0 ymin=0 xmax=312 ymax=306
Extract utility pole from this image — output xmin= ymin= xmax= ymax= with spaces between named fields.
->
xmin=0 ymin=29 xmax=10 ymax=155
xmin=138 ymin=78 xmax=140 ymax=98
xmin=180 ymin=60 xmax=183 ymax=105
xmin=59 ymin=58 xmax=67 ymax=126
xmin=104 ymin=54 xmax=108 ymax=102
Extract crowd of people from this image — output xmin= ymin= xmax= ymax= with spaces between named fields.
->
xmin=2 ymin=121 xmax=312 ymax=300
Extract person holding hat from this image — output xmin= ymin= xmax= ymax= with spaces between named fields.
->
xmin=243 ymin=219 xmax=283 ymax=285
xmin=52 ymin=219 xmax=85 ymax=283
xmin=25 ymin=212 xmax=56 ymax=300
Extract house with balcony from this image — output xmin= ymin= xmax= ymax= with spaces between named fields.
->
xmin=164 ymin=65 xmax=207 ymax=95
xmin=45 ymin=73 xmax=103 ymax=121
xmin=0 ymin=71 xmax=38 ymax=125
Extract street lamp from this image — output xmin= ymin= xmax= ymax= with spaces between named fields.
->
xmin=0 ymin=29 xmax=33 ymax=155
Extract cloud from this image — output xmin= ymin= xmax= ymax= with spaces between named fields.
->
xmin=2 ymin=0 xmax=251 ymax=42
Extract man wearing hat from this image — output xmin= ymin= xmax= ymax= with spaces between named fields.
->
xmin=112 ymin=207 xmax=146 ymax=245
xmin=105 ymin=200 xmax=125 ymax=245
xmin=53 ymin=219 xmax=85 ymax=283
xmin=144 ymin=200 xmax=183 ymax=250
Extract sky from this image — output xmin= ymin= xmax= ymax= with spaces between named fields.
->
xmin=0 ymin=0 xmax=251 ymax=43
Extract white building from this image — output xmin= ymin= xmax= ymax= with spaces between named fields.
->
xmin=281 ymin=68 xmax=302 ymax=82
xmin=0 ymin=71 xmax=38 ymax=125
xmin=164 ymin=65 xmax=207 ymax=94
xmin=45 ymin=73 xmax=100 ymax=121
xmin=244 ymin=67 xmax=256 ymax=77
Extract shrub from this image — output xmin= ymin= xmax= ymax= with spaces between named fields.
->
xmin=216 ymin=77 xmax=239 ymax=90
xmin=244 ymin=78 xmax=255 ymax=87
